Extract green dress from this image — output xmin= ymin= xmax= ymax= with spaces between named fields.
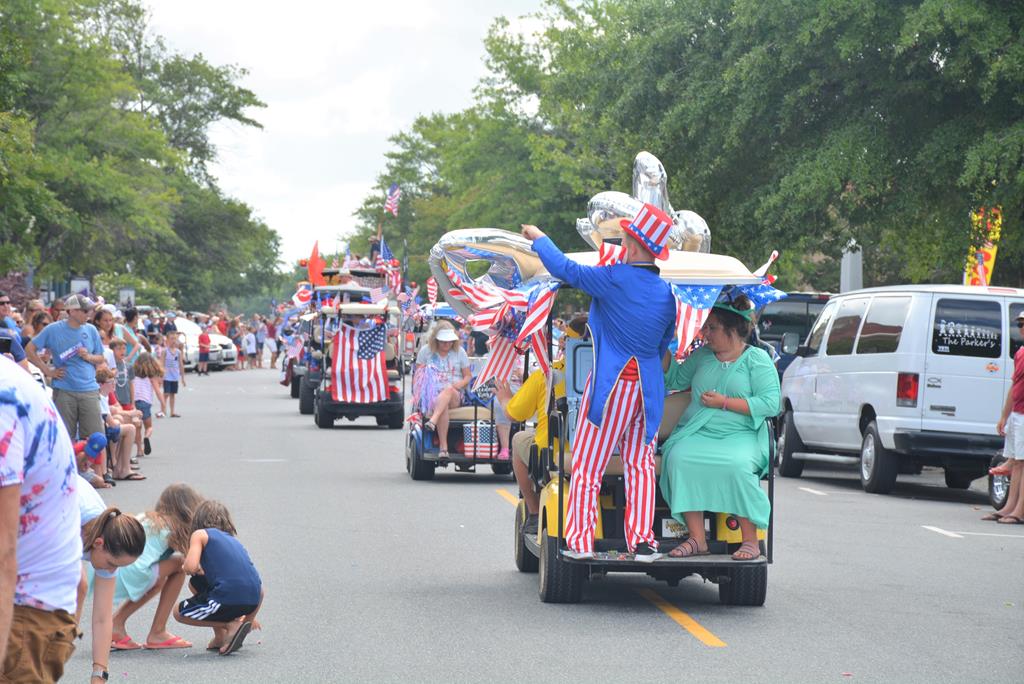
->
xmin=659 ymin=345 xmax=781 ymax=529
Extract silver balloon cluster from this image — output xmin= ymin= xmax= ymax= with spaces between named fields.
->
xmin=576 ymin=151 xmax=711 ymax=253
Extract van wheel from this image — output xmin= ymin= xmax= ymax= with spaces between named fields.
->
xmin=514 ymin=500 xmax=539 ymax=573
xmin=860 ymin=421 xmax=897 ymax=494
xmin=718 ymin=563 xmax=767 ymax=606
xmin=538 ymin=529 xmax=584 ymax=603
xmin=298 ymin=378 xmax=315 ymax=415
xmin=777 ymin=409 xmax=805 ymax=478
xmin=989 ymin=452 xmax=1010 ymax=510
xmin=944 ymin=470 xmax=975 ymax=490
xmin=290 ymin=374 xmax=301 ymax=398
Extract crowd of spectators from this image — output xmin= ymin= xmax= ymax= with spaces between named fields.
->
xmin=1 ymin=290 xmax=267 ymax=681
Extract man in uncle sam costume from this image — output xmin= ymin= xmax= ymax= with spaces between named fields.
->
xmin=521 ymin=202 xmax=677 ymax=561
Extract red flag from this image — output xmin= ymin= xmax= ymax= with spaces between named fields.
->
xmin=308 ymin=241 xmax=327 ymax=286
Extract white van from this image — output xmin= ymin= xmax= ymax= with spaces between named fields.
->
xmin=778 ymin=285 xmax=1024 ymax=493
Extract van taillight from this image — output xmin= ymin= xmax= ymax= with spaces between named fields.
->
xmin=897 ymin=372 xmax=919 ymax=407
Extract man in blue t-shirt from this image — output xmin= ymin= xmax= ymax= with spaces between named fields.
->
xmin=24 ymin=294 xmax=106 ymax=442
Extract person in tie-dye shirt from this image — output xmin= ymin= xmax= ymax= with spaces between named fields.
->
xmin=0 ymin=354 xmax=83 ymax=682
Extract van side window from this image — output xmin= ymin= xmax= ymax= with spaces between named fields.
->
xmin=932 ymin=298 xmax=1001 ymax=358
xmin=805 ymin=301 xmax=837 ymax=355
xmin=826 ymin=298 xmax=869 ymax=356
xmin=856 ymin=297 xmax=911 ymax=354
xmin=1010 ymin=303 xmax=1024 ymax=358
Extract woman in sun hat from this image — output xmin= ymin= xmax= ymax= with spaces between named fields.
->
xmin=414 ymin=320 xmax=472 ymax=458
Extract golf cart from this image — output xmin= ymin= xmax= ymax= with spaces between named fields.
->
xmin=312 ymin=300 xmax=405 ymax=429
xmin=507 ymin=249 xmax=777 ymax=605
xmin=298 ymin=283 xmax=374 ymax=414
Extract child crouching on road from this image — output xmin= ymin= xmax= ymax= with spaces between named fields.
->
xmin=111 ymin=483 xmax=205 ymax=651
xmin=174 ymin=500 xmax=264 ymax=655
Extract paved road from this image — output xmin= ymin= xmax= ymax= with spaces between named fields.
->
xmin=66 ymin=369 xmax=1023 ymax=683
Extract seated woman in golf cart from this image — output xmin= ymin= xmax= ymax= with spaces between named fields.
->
xmin=660 ymin=292 xmax=781 ymax=561
xmin=414 ymin=320 xmax=472 ymax=458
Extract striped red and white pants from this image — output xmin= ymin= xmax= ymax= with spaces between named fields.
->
xmin=564 ymin=376 xmax=658 ymax=554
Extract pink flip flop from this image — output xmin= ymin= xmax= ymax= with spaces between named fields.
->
xmin=144 ymin=635 xmax=193 ymax=650
xmin=111 ymin=635 xmax=143 ymax=651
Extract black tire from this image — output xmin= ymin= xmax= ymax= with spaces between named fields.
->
xmin=538 ymin=529 xmax=584 ymax=603
xmin=491 ymin=462 xmax=513 ymax=476
xmin=409 ymin=433 xmax=435 ymax=481
xmin=718 ymin=563 xmax=767 ymax=606
xmin=944 ymin=470 xmax=975 ymax=490
xmin=314 ymin=393 xmax=333 ymax=429
xmin=514 ymin=500 xmax=539 ymax=573
xmin=989 ymin=452 xmax=1010 ymax=510
xmin=290 ymin=373 xmax=301 ymax=398
xmin=860 ymin=421 xmax=898 ymax=494
xmin=298 ymin=377 xmax=315 ymax=415
xmin=777 ymin=409 xmax=805 ymax=478
xmin=387 ymin=409 xmax=405 ymax=429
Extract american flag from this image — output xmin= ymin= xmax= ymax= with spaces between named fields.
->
xmin=671 ymin=284 xmax=722 ymax=359
xmin=331 ymin=323 xmax=388 ymax=402
xmin=384 ymin=183 xmax=401 ymax=216
xmin=735 ymin=283 xmax=787 ymax=309
xmin=369 ymin=286 xmax=386 ymax=303
xmin=331 ymin=256 xmax=339 ymax=268
xmin=376 ymin=236 xmax=394 ymax=269
xmin=426 ymin=277 xmax=438 ymax=306
xmin=473 ymin=336 xmax=520 ymax=390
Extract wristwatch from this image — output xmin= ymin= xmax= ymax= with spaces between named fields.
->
xmin=92 ymin=669 xmax=109 ymax=681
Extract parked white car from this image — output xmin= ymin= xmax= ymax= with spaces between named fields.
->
xmin=209 ymin=332 xmax=236 ymax=370
xmin=779 ymin=284 xmax=1024 ymax=493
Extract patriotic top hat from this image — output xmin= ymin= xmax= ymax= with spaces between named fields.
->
xmin=619 ymin=203 xmax=673 ymax=260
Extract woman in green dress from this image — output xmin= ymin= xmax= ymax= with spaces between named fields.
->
xmin=660 ymin=294 xmax=781 ymax=561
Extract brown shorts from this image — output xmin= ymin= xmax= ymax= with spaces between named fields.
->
xmin=1 ymin=605 xmax=76 ymax=684
xmin=513 ymin=428 xmax=536 ymax=466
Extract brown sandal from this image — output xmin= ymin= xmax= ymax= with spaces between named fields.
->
xmin=668 ymin=537 xmax=709 ymax=558
xmin=731 ymin=542 xmax=761 ymax=561
xmin=981 ymin=512 xmax=1003 ymax=521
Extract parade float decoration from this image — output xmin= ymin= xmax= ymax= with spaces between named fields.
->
xmin=427 ymin=151 xmax=785 ymax=389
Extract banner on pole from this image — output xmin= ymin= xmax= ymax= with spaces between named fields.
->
xmin=963 ymin=206 xmax=1002 ymax=286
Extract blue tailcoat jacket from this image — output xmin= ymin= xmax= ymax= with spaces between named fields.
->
xmin=533 ymin=237 xmax=676 ymax=443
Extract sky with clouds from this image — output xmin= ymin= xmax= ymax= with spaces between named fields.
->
xmin=146 ymin=0 xmax=543 ymax=266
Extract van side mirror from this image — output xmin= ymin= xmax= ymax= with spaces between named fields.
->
xmin=781 ymin=332 xmax=800 ymax=355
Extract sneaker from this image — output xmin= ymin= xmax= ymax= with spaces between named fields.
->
xmin=523 ymin=514 xmax=539 ymax=536
xmin=103 ymin=473 xmax=117 ymax=488
xmin=562 ymin=548 xmax=594 ymax=561
xmin=633 ymin=542 xmax=661 ymax=563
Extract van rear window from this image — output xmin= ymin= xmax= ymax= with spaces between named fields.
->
xmin=856 ymin=297 xmax=911 ymax=354
xmin=932 ymin=298 xmax=1001 ymax=358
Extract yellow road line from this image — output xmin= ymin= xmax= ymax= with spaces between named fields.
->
xmin=495 ymin=489 xmax=518 ymax=506
xmin=636 ymin=589 xmax=727 ymax=647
